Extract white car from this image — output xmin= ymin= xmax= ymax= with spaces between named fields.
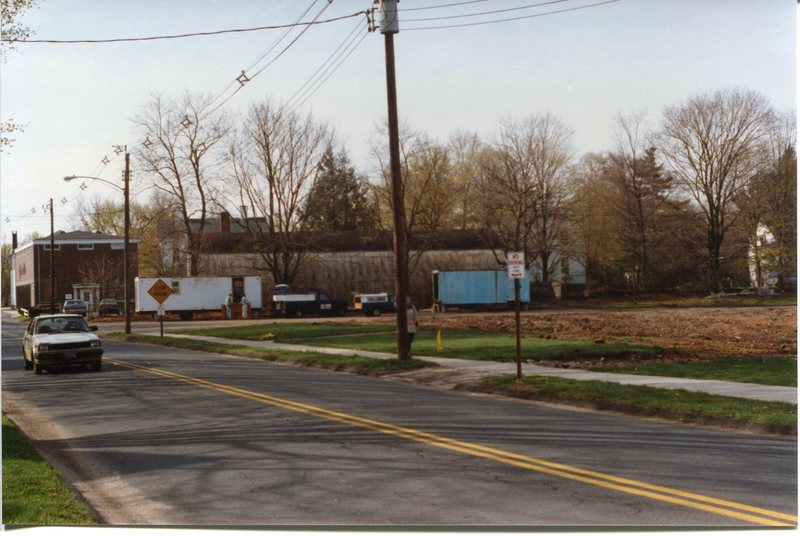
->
xmin=22 ymin=314 xmax=103 ymax=374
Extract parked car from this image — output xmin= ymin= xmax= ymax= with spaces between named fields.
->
xmin=271 ymin=286 xmax=348 ymax=317
xmin=22 ymin=314 xmax=103 ymax=374
xmin=353 ymin=293 xmax=396 ymax=316
xmin=98 ymin=298 xmax=120 ymax=316
xmin=62 ymin=299 xmax=88 ymax=316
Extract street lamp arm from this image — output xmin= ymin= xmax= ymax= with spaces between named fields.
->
xmin=63 ymin=175 xmax=123 ymax=192
xmin=63 ymin=154 xmax=132 ymax=334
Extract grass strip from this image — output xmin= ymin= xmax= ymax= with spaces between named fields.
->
xmin=180 ymin=322 xmax=393 ymax=342
xmin=468 ymin=375 xmax=797 ymax=434
xmin=179 ymin=324 xmax=659 ymax=363
xmin=107 ymin=333 xmax=435 ymax=376
xmin=2 ymin=416 xmax=97 ymax=526
xmin=590 ymin=356 xmax=797 ymax=387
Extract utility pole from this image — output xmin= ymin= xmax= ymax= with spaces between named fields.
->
xmin=123 ymin=151 xmax=131 ymax=334
xmin=378 ymin=0 xmax=410 ymax=360
xmin=49 ymin=198 xmax=55 ymax=314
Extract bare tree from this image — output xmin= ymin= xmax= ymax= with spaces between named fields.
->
xmin=605 ymin=112 xmax=675 ymax=289
xmin=447 ymin=131 xmax=484 ymax=230
xmin=133 ymin=92 xmax=229 ymax=276
xmin=229 ymin=100 xmax=332 ymax=285
xmin=372 ymin=125 xmax=455 ymax=273
xmin=659 ymin=88 xmax=777 ymax=292
xmin=480 ymin=115 xmax=574 ymax=282
xmin=1 ymin=0 xmax=37 ymax=153
xmin=569 ymin=152 xmax=623 ymax=292
xmin=72 ymin=192 xmax=179 ymax=277
xmin=526 ymin=114 xmax=574 ymax=283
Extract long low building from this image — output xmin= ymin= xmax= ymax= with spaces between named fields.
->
xmin=158 ymin=213 xmax=586 ymax=307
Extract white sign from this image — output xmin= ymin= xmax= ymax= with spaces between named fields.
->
xmin=506 ymin=251 xmax=525 ymax=279
xmin=157 ymin=304 xmax=165 ymax=317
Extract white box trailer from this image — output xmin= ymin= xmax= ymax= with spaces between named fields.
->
xmin=135 ymin=276 xmax=262 ymax=320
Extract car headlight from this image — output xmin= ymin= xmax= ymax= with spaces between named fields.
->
xmin=37 ymin=344 xmax=49 ymax=351
xmin=90 ymin=340 xmax=101 ymax=348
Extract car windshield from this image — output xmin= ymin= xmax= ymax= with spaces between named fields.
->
xmin=36 ymin=317 xmax=89 ymax=334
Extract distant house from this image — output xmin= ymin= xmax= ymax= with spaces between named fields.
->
xmin=12 ymin=230 xmax=139 ymax=312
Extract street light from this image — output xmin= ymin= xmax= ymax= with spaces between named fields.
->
xmin=64 ymin=152 xmax=131 ymax=334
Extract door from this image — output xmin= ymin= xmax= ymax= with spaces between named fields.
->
xmin=232 ymin=277 xmax=244 ymax=302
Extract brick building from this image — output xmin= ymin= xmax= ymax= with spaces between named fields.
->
xmin=12 ymin=230 xmax=139 ymax=312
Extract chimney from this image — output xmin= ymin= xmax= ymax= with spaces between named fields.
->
xmin=220 ymin=211 xmax=231 ymax=234
xmin=12 ymin=231 xmax=17 ymax=250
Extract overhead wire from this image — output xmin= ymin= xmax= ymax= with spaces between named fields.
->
xmin=245 ymin=0 xmax=322 ymax=74
xmin=6 ymin=0 xmax=624 ymax=231
xmin=248 ymin=1 xmax=335 ymax=80
xmin=290 ymin=31 xmax=369 ymax=112
xmin=398 ymin=0 xmax=497 ymax=12
xmin=205 ymin=0 xmax=340 ymax=117
xmin=403 ymin=0 xmax=622 ymax=30
xmin=284 ymin=18 xmax=366 ymax=111
xmin=205 ymin=0 xmax=324 ymax=114
xmin=0 ymin=10 xmax=367 ymax=44
xmin=403 ymin=0 xmax=576 ymax=22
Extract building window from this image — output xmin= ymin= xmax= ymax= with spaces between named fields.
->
xmin=77 ymin=244 xmax=94 ymax=250
xmin=111 ymin=243 xmax=124 ymax=250
xmin=171 ymin=281 xmax=181 ymax=295
xmin=43 ymin=244 xmax=60 ymax=251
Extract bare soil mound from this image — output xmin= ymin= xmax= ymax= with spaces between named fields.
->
xmin=421 ymin=306 xmax=796 ymax=360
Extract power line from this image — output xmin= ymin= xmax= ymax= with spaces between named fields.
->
xmin=403 ymin=0 xmax=622 ymax=30
xmin=249 ymin=1 xmax=335 ymax=80
xmin=205 ymin=0 xmax=324 ymax=114
xmin=285 ymin=19 xmax=366 ymax=111
xmin=403 ymin=0 xmax=576 ymax=22
xmin=245 ymin=0 xmax=322 ymax=74
xmin=1 ymin=11 xmax=367 ymax=44
xmin=291 ymin=31 xmax=369 ymax=112
xmin=398 ymin=0 xmax=497 ymax=12
xmin=205 ymin=0 xmax=341 ymax=117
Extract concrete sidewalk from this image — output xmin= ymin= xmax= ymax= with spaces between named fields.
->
xmin=150 ymin=333 xmax=797 ymax=404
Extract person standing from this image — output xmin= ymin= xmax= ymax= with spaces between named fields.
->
xmin=406 ymin=297 xmax=419 ymax=356
xmin=225 ymin=292 xmax=233 ymax=320
xmin=241 ymin=294 xmax=249 ymax=319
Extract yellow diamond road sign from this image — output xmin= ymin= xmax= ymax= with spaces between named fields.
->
xmin=148 ymin=279 xmax=173 ymax=304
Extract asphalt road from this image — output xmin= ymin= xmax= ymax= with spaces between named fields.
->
xmin=2 ymin=316 xmax=797 ymax=527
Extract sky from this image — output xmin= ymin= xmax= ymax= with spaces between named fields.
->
xmin=1 ymin=0 xmax=796 ymax=242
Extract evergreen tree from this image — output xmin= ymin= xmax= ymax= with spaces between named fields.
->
xmin=303 ymin=148 xmax=376 ymax=232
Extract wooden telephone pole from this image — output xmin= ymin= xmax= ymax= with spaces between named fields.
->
xmin=378 ymin=0 xmax=410 ymax=360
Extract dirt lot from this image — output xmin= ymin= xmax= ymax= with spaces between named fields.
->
xmin=417 ymin=306 xmax=797 ymax=360
xmin=99 ymin=303 xmax=796 ymax=361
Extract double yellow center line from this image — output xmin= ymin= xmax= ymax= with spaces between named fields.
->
xmin=106 ymin=357 xmax=797 ymax=526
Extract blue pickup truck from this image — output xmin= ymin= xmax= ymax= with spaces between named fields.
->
xmin=353 ymin=293 xmax=396 ymax=316
xmin=271 ymin=285 xmax=348 ymax=318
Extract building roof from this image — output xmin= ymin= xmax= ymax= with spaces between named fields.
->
xmin=16 ymin=230 xmax=139 ymax=253
xmin=202 ymin=228 xmax=506 ymax=254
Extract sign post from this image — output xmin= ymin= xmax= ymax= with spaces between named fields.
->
xmin=148 ymin=279 xmax=173 ymax=338
xmin=507 ymin=252 xmax=525 ymax=380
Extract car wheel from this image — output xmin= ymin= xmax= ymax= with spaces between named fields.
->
xmin=23 ymin=349 xmax=32 ymax=370
xmin=92 ymin=361 xmax=102 ymax=372
xmin=294 ymin=309 xmax=303 ymax=318
xmin=33 ymin=362 xmax=43 ymax=375
xmin=371 ymin=308 xmax=382 ymax=317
